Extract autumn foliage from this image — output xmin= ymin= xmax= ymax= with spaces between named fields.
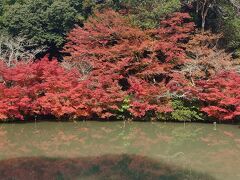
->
xmin=63 ymin=10 xmax=194 ymax=118
xmin=0 ymin=9 xmax=239 ymax=122
xmin=0 ymin=58 xmax=78 ymax=120
xmin=181 ymin=31 xmax=234 ymax=83
xmin=195 ymin=71 xmax=240 ymax=121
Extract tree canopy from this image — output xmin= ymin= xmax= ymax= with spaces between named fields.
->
xmin=0 ymin=0 xmax=79 ymax=48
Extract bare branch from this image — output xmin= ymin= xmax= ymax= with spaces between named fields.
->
xmin=61 ymin=57 xmax=93 ymax=81
xmin=0 ymin=35 xmax=47 ymax=67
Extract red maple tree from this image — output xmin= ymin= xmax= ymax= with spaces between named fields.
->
xmin=64 ymin=10 xmax=194 ymax=118
xmin=195 ymin=71 xmax=240 ymax=120
xmin=0 ymin=10 xmax=197 ymax=121
xmin=0 ymin=58 xmax=81 ymax=120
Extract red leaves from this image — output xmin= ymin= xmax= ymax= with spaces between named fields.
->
xmin=0 ymin=57 xmax=128 ymax=120
xmin=5 ymin=10 xmax=238 ymax=122
xmin=195 ymin=71 xmax=240 ymax=120
xmin=62 ymin=10 xmax=194 ymax=119
xmin=129 ymin=102 xmax=156 ymax=117
xmin=157 ymin=12 xmax=194 ymax=41
xmin=0 ymin=9 xmax=239 ymax=122
xmin=65 ymin=10 xmax=193 ymax=79
xmin=0 ymin=58 xmax=81 ymax=120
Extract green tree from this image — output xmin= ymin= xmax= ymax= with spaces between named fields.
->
xmin=219 ymin=0 xmax=240 ymax=51
xmin=81 ymin=0 xmax=182 ymax=29
xmin=127 ymin=0 xmax=181 ymax=29
xmin=189 ymin=0 xmax=240 ymax=51
xmin=1 ymin=0 xmax=79 ymax=48
xmin=0 ymin=1 xmax=3 ymax=16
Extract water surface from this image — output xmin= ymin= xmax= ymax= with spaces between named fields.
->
xmin=0 ymin=121 xmax=239 ymax=180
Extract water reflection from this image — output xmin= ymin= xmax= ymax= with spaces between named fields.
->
xmin=0 ymin=121 xmax=239 ymax=180
xmin=0 ymin=154 xmax=215 ymax=180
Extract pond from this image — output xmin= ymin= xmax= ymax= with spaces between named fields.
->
xmin=0 ymin=121 xmax=239 ymax=180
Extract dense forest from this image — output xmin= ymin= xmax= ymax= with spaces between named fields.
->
xmin=0 ymin=0 xmax=240 ymax=122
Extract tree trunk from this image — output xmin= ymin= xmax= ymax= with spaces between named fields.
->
xmin=201 ymin=18 xmax=206 ymax=33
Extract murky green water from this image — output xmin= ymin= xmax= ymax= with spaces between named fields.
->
xmin=0 ymin=121 xmax=239 ymax=180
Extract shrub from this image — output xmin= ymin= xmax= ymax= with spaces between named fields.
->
xmin=170 ymin=98 xmax=203 ymax=122
xmin=0 ymin=58 xmax=80 ymax=120
xmin=195 ymin=71 xmax=240 ymax=121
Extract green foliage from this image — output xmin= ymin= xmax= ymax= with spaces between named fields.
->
xmin=157 ymin=98 xmax=204 ymax=122
xmin=126 ymin=0 xmax=181 ymax=29
xmin=0 ymin=1 xmax=3 ymax=16
xmin=224 ymin=17 xmax=240 ymax=49
xmin=170 ymin=98 xmax=203 ymax=122
xmin=82 ymin=0 xmax=182 ymax=29
xmin=187 ymin=0 xmax=240 ymax=51
xmin=119 ymin=96 xmax=131 ymax=113
xmin=215 ymin=0 xmax=240 ymax=50
xmin=117 ymin=96 xmax=131 ymax=120
xmin=0 ymin=0 xmax=79 ymax=48
xmin=220 ymin=3 xmax=240 ymax=50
